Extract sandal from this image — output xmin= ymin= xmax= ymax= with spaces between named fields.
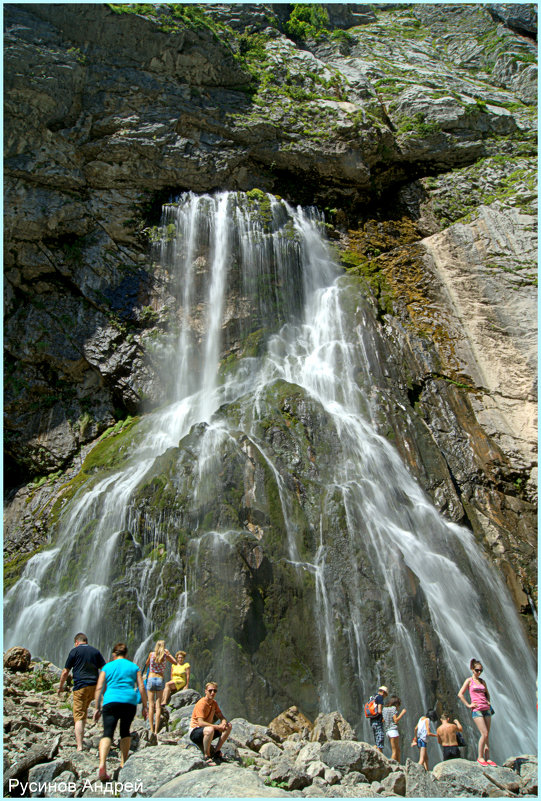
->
xmin=98 ymin=768 xmax=111 ymax=782
xmin=485 ymin=760 xmax=497 ymax=767
xmin=204 ymin=756 xmax=217 ymax=766
xmin=477 ymin=758 xmax=489 ymax=767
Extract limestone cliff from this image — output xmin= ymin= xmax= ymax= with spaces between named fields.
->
xmin=4 ymin=1 xmax=537 ymax=648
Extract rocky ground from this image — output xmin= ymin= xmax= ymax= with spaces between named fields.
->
xmin=3 ymin=653 xmax=537 ymax=798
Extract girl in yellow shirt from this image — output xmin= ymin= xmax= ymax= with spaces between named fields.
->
xmin=163 ymin=651 xmax=190 ymax=705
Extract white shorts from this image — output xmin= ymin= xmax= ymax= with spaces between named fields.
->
xmin=386 ymin=728 xmax=399 ymax=739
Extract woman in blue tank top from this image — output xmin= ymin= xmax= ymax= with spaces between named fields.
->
xmin=93 ymin=643 xmax=148 ymax=783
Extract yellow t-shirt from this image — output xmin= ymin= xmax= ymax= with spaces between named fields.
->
xmin=171 ymin=661 xmax=190 ymax=689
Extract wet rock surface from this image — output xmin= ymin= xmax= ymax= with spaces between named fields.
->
xmin=3 ymin=658 xmax=537 ymax=798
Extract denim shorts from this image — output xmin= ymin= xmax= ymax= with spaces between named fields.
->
xmin=416 ymin=738 xmax=427 ymax=748
xmin=472 ymin=708 xmax=491 ymax=719
xmin=147 ymin=676 xmax=164 ymax=691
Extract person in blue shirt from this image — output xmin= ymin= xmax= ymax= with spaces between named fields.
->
xmin=93 ymin=642 xmax=148 ymax=782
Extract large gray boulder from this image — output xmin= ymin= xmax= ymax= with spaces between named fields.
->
xmin=153 ymin=764 xmax=291 ymax=797
xmin=319 ymin=740 xmax=393 ymax=783
xmin=432 ymin=757 xmax=522 ymax=796
xmin=168 ymin=688 xmax=200 ymax=709
xmin=404 ymin=759 xmax=450 ymax=798
xmin=229 ymin=717 xmax=276 ymax=752
xmin=118 ymin=746 xmax=205 ymax=797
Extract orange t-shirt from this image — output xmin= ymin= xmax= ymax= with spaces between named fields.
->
xmin=190 ymin=696 xmax=224 ymax=729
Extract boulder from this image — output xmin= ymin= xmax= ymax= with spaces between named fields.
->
xmin=503 ymin=754 xmax=538 ymax=794
xmin=47 ymin=711 xmax=73 ymax=729
xmin=27 ymin=759 xmax=75 ymax=796
xmin=324 ymin=767 xmax=342 ymax=785
xmin=295 ymin=741 xmax=323 ymax=770
xmin=4 ymin=647 xmax=31 ymax=672
xmin=229 ymin=717 xmax=275 ymax=752
xmin=319 ymin=740 xmax=393 ymax=783
xmin=263 ymin=755 xmax=311 ymax=791
xmin=380 ymin=767 xmax=406 ymax=796
xmin=154 ymin=764 xmax=292 ymax=797
xmin=168 ymin=688 xmax=200 ymax=710
xmin=404 ymin=758 xmax=449 ymax=798
xmin=432 ymin=757 xmax=522 ymax=796
xmin=268 ymin=706 xmax=313 ymax=741
xmin=118 ymin=746 xmax=205 ymax=797
xmin=259 ymin=741 xmax=283 ymax=762
xmin=306 ymin=760 xmax=327 ymax=779
xmin=310 ymin=711 xmax=355 ymax=743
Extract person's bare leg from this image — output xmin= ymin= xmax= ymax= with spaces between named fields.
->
xmin=154 ymin=690 xmax=163 ymax=734
xmin=98 ymin=736 xmax=112 ymax=778
xmin=202 ymin=726 xmax=215 ymax=758
xmin=119 ymin=736 xmax=131 ymax=767
xmin=74 ymin=719 xmax=85 ymax=750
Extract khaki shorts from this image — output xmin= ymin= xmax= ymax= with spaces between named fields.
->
xmin=73 ymin=685 xmax=96 ymax=721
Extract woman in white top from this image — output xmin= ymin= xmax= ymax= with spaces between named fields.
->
xmin=382 ymin=695 xmax=406 ymax=762
xmin=411 ymin=709 xmax=438 ymax=770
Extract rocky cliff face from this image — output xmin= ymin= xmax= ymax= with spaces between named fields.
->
xmin=4 ymin=1 xmax=537 ymax=697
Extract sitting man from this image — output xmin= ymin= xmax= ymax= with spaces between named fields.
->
xmin=436 ymin=712 xmax=463 ymax=761
xmin=189 ymin=681 xmax=232 ymax=766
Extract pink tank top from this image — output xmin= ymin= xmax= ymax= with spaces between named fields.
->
xmin=149 ymin=652 xmax=166 ymax=675
xmin=469 ymin=677 xmax=490 ymax=710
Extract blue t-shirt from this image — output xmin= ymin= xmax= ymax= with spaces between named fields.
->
xmin=101 ymin=658 xmax=140 ymax=706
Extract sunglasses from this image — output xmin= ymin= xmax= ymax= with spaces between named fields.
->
xmin=474 ymin=668 xmax=483 ymax=673
xmin=207 ymin=688 xmax=217 ymax=693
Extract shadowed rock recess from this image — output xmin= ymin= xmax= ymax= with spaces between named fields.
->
xmin=4 ymin=0 xmax=537 ymax=775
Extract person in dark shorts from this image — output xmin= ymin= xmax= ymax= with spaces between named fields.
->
xmin=58 ymin=633 xmax=105 ymax=750
xmin=93 ymin=642 xmax=148 ymax=782
xmin=436 ymin=712 xmax=463 ymax=761
xmin=189 ymin=682 xmax=232 ymax=766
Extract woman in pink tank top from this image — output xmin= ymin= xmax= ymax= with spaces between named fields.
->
xmin=458 ymin=657 xmax=496 ymax=767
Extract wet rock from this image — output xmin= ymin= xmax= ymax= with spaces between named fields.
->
xmin=4 ymin=646 xmax=32 ymax=672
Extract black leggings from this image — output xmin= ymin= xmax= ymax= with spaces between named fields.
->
xmin=102 ymin=702 xmax=136 ymax=740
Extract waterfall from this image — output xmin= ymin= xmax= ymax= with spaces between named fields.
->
xmin=5 ymin=191 xmax=536 ymax=763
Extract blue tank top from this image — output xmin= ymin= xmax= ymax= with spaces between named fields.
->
xmin=101 ymin=658 xmax=139 ymax=706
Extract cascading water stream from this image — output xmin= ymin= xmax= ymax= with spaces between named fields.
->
xmin=4 ymin=191 xmax=536 ymax=763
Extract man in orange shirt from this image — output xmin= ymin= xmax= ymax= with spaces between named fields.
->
xmin=189 ymin=681 xmax=232 ymax=765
